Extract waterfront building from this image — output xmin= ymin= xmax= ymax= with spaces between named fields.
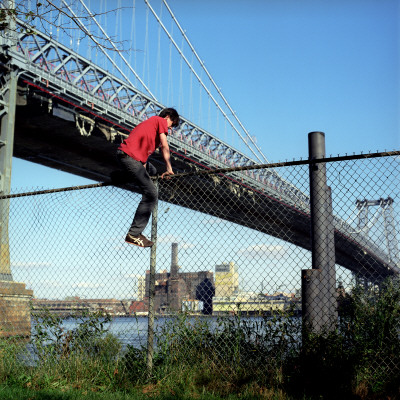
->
xmin=214 ymin=262 xmax=239 ymax=297
xmin=212 ymin=292 xmax=298 ymax=316
xmin=31 ymin=297 xmax=133 ymax=317
xmin=144 ymin=243 xmax=215 ymax=314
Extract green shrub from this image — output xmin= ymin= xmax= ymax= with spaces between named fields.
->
xmin=2 ymin=278 xmax=400 ymax=398
xmin=294 ymin=277 xmax=400 ymax=399
xmin=23 ymin=308 xmax=122 ymax=391
xmin=0 ymin=337 xmax=28 ymax=385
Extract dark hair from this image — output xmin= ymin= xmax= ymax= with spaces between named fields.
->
xmin=159 ymin=108 xmax=180 ymax=128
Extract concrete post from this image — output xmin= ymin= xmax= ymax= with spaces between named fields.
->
xmin=146 ymin=178 xmax=158 ymax=378
xmin=302 ymin=132 xmax=337 ymax=334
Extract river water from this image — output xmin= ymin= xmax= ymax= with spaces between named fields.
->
xmin=31 ymin=314 xmax=298 ymax=349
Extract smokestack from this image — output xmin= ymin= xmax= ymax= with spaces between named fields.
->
xmin=171 ymin=243 xmax=179 ymax=276
xmin=172 ymin=243 xmax=178 ymax=266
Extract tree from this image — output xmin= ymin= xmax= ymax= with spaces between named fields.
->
xmin=0 ymin=0 xmax=129 ymax=52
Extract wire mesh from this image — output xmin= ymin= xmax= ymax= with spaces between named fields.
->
xmin=0 ymin=153 xmax=399 ymax=380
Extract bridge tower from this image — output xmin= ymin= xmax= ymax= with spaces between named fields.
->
xmin=0 ymin=0 xmax=17 ymax=282
xmin=356 ymin=198 xmax=400 ymax=267
xmin=0 ymin=0 xmax=33 ymax=338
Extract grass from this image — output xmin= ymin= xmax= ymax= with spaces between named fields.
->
xmin=0 ymin=385 xmax=303 ymax=400
xmin=1 ymin=278 xmax=400 ymax=399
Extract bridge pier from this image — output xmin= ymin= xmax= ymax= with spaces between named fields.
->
xmin=0 ymin=2 xmax=33 ymax=338
xmin=0 ymin=43 xmax=17 ymax=282
xmin=302 ymin=132 xmax=338 ymax=334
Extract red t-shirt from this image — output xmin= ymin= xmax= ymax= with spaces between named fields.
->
xmin=119 ymin=116 xmax=169 ymax=163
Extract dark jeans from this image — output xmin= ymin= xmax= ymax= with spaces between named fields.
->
xmin=117 ymin=151 xmax=158 ymax=236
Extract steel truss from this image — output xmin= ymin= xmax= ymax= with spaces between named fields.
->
xmin=7 ymin=20 xmax=309 ymax=208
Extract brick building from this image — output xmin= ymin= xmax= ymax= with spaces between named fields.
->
xmin=144 ymin=243 xmax=215 ymax=314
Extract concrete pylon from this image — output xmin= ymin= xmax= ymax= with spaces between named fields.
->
xmin=0 ymin=1 xmax=33 ymax=338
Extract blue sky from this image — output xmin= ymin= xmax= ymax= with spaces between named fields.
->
xmin=168 ymin=0 xmax=399 ymax=159
xmin=11 ymin=0 xmax=399 ymax=189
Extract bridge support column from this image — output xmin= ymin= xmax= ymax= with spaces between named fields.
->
xmin=0 ymin=56 xmax=17 ymax=282
xmin=0 ymin=2 xmax=33 ymax=338
xmin=302 ymin=132 xmax=337 ymax=335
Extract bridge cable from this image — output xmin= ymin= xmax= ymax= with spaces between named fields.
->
xmin=128 ymin=0 xmax=137 ymax=83
xmin=67 ymin=0 xmax=157 ymax=100
xmin=155 ymin=3 xmax=163 ymax=100
xmin=144 ymin=0 xmax=266 ymax=164
xmin=143 ymin=4 xmax=150 ymax=91
xmin=161 ymin=0 xmax=270 ymax=164
xmin=178 ymin=34 xmax=185 ymax=114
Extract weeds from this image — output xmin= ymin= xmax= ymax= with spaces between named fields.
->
xmin=0 ymin=279 xmax=399 ymax=399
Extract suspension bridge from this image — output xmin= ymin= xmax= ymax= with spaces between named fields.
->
xmin=1 ymin=0 xmax=399 ymax=285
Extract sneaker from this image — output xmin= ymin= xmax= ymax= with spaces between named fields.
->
xmin=125 ymin=233 xmax=154 ymax=248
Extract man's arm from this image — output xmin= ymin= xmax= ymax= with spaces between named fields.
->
xmin=159 ymin=132 xmax=174 ymax=178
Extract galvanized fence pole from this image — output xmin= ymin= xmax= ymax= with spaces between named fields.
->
xmin=302 ymin=132 xmax=337 ymax=334
xmin=146 ymin=178 xmax=158 ymax=378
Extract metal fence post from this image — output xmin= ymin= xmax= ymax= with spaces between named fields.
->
xmin=146 ymin=178 xmax=158 ymax=378
xmin=302 ymin=132 xmax=337 ymax=334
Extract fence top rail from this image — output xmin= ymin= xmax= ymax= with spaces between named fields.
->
xmin=1 ymin=150 xmax=398 ymax=200
xmin=171 ymin=150 xmax=400 ymax=178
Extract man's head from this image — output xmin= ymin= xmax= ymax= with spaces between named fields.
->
xmin=159 ymin=108 xmax=180 ymax=128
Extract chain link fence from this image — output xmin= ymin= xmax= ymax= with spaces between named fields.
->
xmin=0 ymin=149 xmax=399 ymax=393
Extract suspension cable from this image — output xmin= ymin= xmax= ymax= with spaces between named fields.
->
xmin=69 ymin=0 xmax=157 ymax=100
xmin=144 ymin=0 xmax=265 ymax=164
xmin=161 ymin=0 xmax=270 ymax=164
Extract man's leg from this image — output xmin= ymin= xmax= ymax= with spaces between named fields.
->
xmin=118 ymin=155 xmax=158 ymax=237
